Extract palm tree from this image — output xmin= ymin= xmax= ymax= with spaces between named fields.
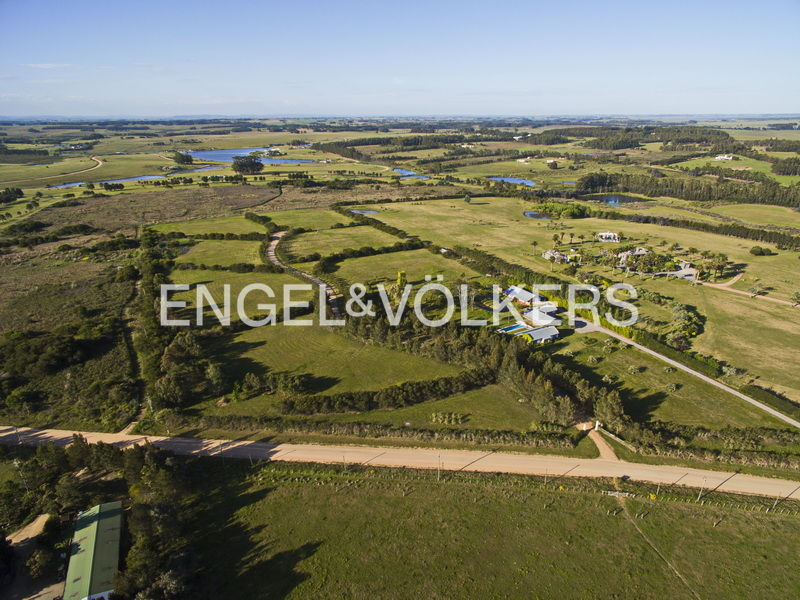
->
xmin=578 ymin=234 xmax=585 ymax=244
xmin=531 ymin=240 xmax=539 ymax=255
xmin=552 ymin=233 xmax=559 ymax=248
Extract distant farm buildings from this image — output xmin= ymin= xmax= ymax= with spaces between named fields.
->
xmin=714 ymin=154 xmax=734 ymax=161
xmin=597 ymin=232 xmax=620 ymax=243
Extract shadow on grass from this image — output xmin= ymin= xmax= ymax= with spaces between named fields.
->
xmin=185 ymin=460 xmax=322 ymax=599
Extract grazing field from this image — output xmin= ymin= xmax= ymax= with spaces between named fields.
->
xmin=708 ymin=203 xmax=800 ymax=228
xmin=216 ymin=324 xmax=462 ymax=397
xmin=257 ymin=208 xmax=351 ymax=230
xmin=326 ymin=384 xmax=543 ymax=431
xmin=334 ymin=248 xmax=482 ymax=285
xmin=174 ymin=240 xmax=262 ymax=266
xmin=672 ymin=155 xmax=800 ymax=185
xmin=286 ymin=226 xmax=399 ymax=259
xmin=151 ymin=215 xmax=266 ymax=236
xmin=0 ymin=156 xmax=98 ymax=184
xmin=554 ymin=333 xmax=786 ymax=429
xmin=169 ymin=269 xmax=314 ymax=323
xmin=186 ymin=459 xmax=800 ymax=600
xmin=357 ymin=197 xmax=797 ymax=300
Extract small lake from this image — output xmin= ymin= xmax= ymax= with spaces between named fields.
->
xmin=393 ymin=168 xmax=430 ymax=180
xmin=393 ymin=168 xmax=417 ymax=176
xmin=187 ymin=147 xmax=314 ymax=164
xmin=562 ymin=181 xmax=576 ymax=185
xmin=523 ymin=211 xmax=550 ymax=220
xmin=349 ymin=209 xmax=379 ymax=215
xmin=489 ymin=176 xmax=535 ymax=187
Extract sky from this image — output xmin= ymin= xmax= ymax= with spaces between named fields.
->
xmin=0 ymin=0 xmax=798 ymax=117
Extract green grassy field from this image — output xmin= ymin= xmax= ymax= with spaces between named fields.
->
xmin=170 ymin=269 xmax=314 ymax=323
xmin=707 ymin=203 xmax=800 ymax=228
xmin=335 ymin=248 xmax=482 ymax=285
xmin=185 ymin=459 xmax=800 ymax=600
xmin=257 ymin=208 xmax=351 ymax=230
xmin=286 ymin=226 xmax=400 ymax=259
xmin=152 ymin=215 xmax=266 ymax=236
xmin=174 ymin=239 xmax=262 ymax=266
xmin=212 ymin=323 xmax=462 ymax=398
xmin=672 ymin=155 xmax=800 ymax=185
xmin=553 ymin=332 xmax=786 ymax=429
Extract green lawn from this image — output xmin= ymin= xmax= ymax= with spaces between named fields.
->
xmin=152 ymin=215 xmax=266 ymax=236
xmin=174 ymin=240 xmax=262 ymax=266
xmin=185 ymin=459 xmax=800 ymax=600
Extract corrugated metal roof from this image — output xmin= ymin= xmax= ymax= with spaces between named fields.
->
xmin=63 ymin=501 xmax=123 ymax=600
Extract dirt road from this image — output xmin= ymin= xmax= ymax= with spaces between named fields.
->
xmin=2 ymin=425 xmax=799 ymax=500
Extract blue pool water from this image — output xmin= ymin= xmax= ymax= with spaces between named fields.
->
xmin=349 ymin=209 xmax=379 ymax=215
xmin=489 ymin=176 xmax=535 ymax=187
xmin=523 ymin=211 xmax=550 ymax=220
xmin=187 ymin=147 xmax=314 ymax=164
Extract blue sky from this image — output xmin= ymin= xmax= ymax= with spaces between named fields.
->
xmin=0 ymin=0 xmax=798 ymax=117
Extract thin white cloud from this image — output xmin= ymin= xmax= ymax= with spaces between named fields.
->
xmin=23 ymin=63 xmax=72 ymax=69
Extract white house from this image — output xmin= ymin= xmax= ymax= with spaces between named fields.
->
xmin=504 ymin=285 xmax=539 ymax=306
xmin=597 ymin=232 xmax=620 ymax=243
xmin=527 ymin=326 xmax=560 ymax=344
xmin=542 ymin=249 xmax=571 ymax=263
xmin=714 ymin=154 xmax=734 ymax=161
xmin=522 ymin=308 xmax=561 ymax=327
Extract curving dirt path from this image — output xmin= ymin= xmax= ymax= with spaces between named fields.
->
xmin=0 ymin=156 xmax=104 ymax=185
xmin=696 ymin=275 xmax=794 ymax=306
xmin=3 ymin=425 xmax=800 ymax=500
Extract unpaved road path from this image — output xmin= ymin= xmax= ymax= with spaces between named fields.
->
xmin=2 ymin=425 xmax=800 ymax=500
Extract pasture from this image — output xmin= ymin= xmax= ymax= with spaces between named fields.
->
xmin=286 ymin=226 xmax=399 ymax=259
xmin=334 ymin=248 xmax=482 ymax=285
xmin=152 ymin=215 xmax=265 ymax=236
xmin=174 ymin=240 xmax=262 ymax=266
xmin=186 ymin=459 xmax=800 ymax=600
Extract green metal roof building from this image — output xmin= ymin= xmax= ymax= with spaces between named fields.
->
xmin=63 ymin=501 xmax=124 ymax=600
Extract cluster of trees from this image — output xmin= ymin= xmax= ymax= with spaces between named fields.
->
xmin=174 ymin=261 xmax=283 ymax=274
xmin=171 ymin=151 xmax=193 ymax=165
xmin=244 ymin=211 xmax=282 ymax=235
xmin=231 ymin=155 xmax=264 ymax=174
xmin=0 ymin=187 xmax=23 ymax=204
xmin=148 ymin=411 xmax=578 ymax=448
xmin=280 ymin=369 xmax=494 ymax=414
xmin=0 ymin=439 xmax=195 ymax=598
xmin=430 ymin=412 xmax=468 ymax=424
xmin=578 ymin=171 xmax=800 ymax=208
xmin=587 ymin=205 xmax=800 ymax=249
xmin=664 ymin=303 xmax=705 ymax=349
xmin=773 ymin=157 xmax=800 ymax=176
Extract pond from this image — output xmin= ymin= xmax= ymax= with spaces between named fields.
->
xmin=562 ymin=181 xmax=576 ymax=185
xmin=523 ymin=211 xmax=550 ymax=220
xmin=589 ymin=194 xmax=647 ymax=206
xmin=393 ymin=168 xmax=417 ymax=176
xmin=349 ymin=209 xmax=379 ymax=215
xmin=489 ymin=176 xmax=536 ymax=187
xmin=187 ymin=147 xmax=315 ymax=164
